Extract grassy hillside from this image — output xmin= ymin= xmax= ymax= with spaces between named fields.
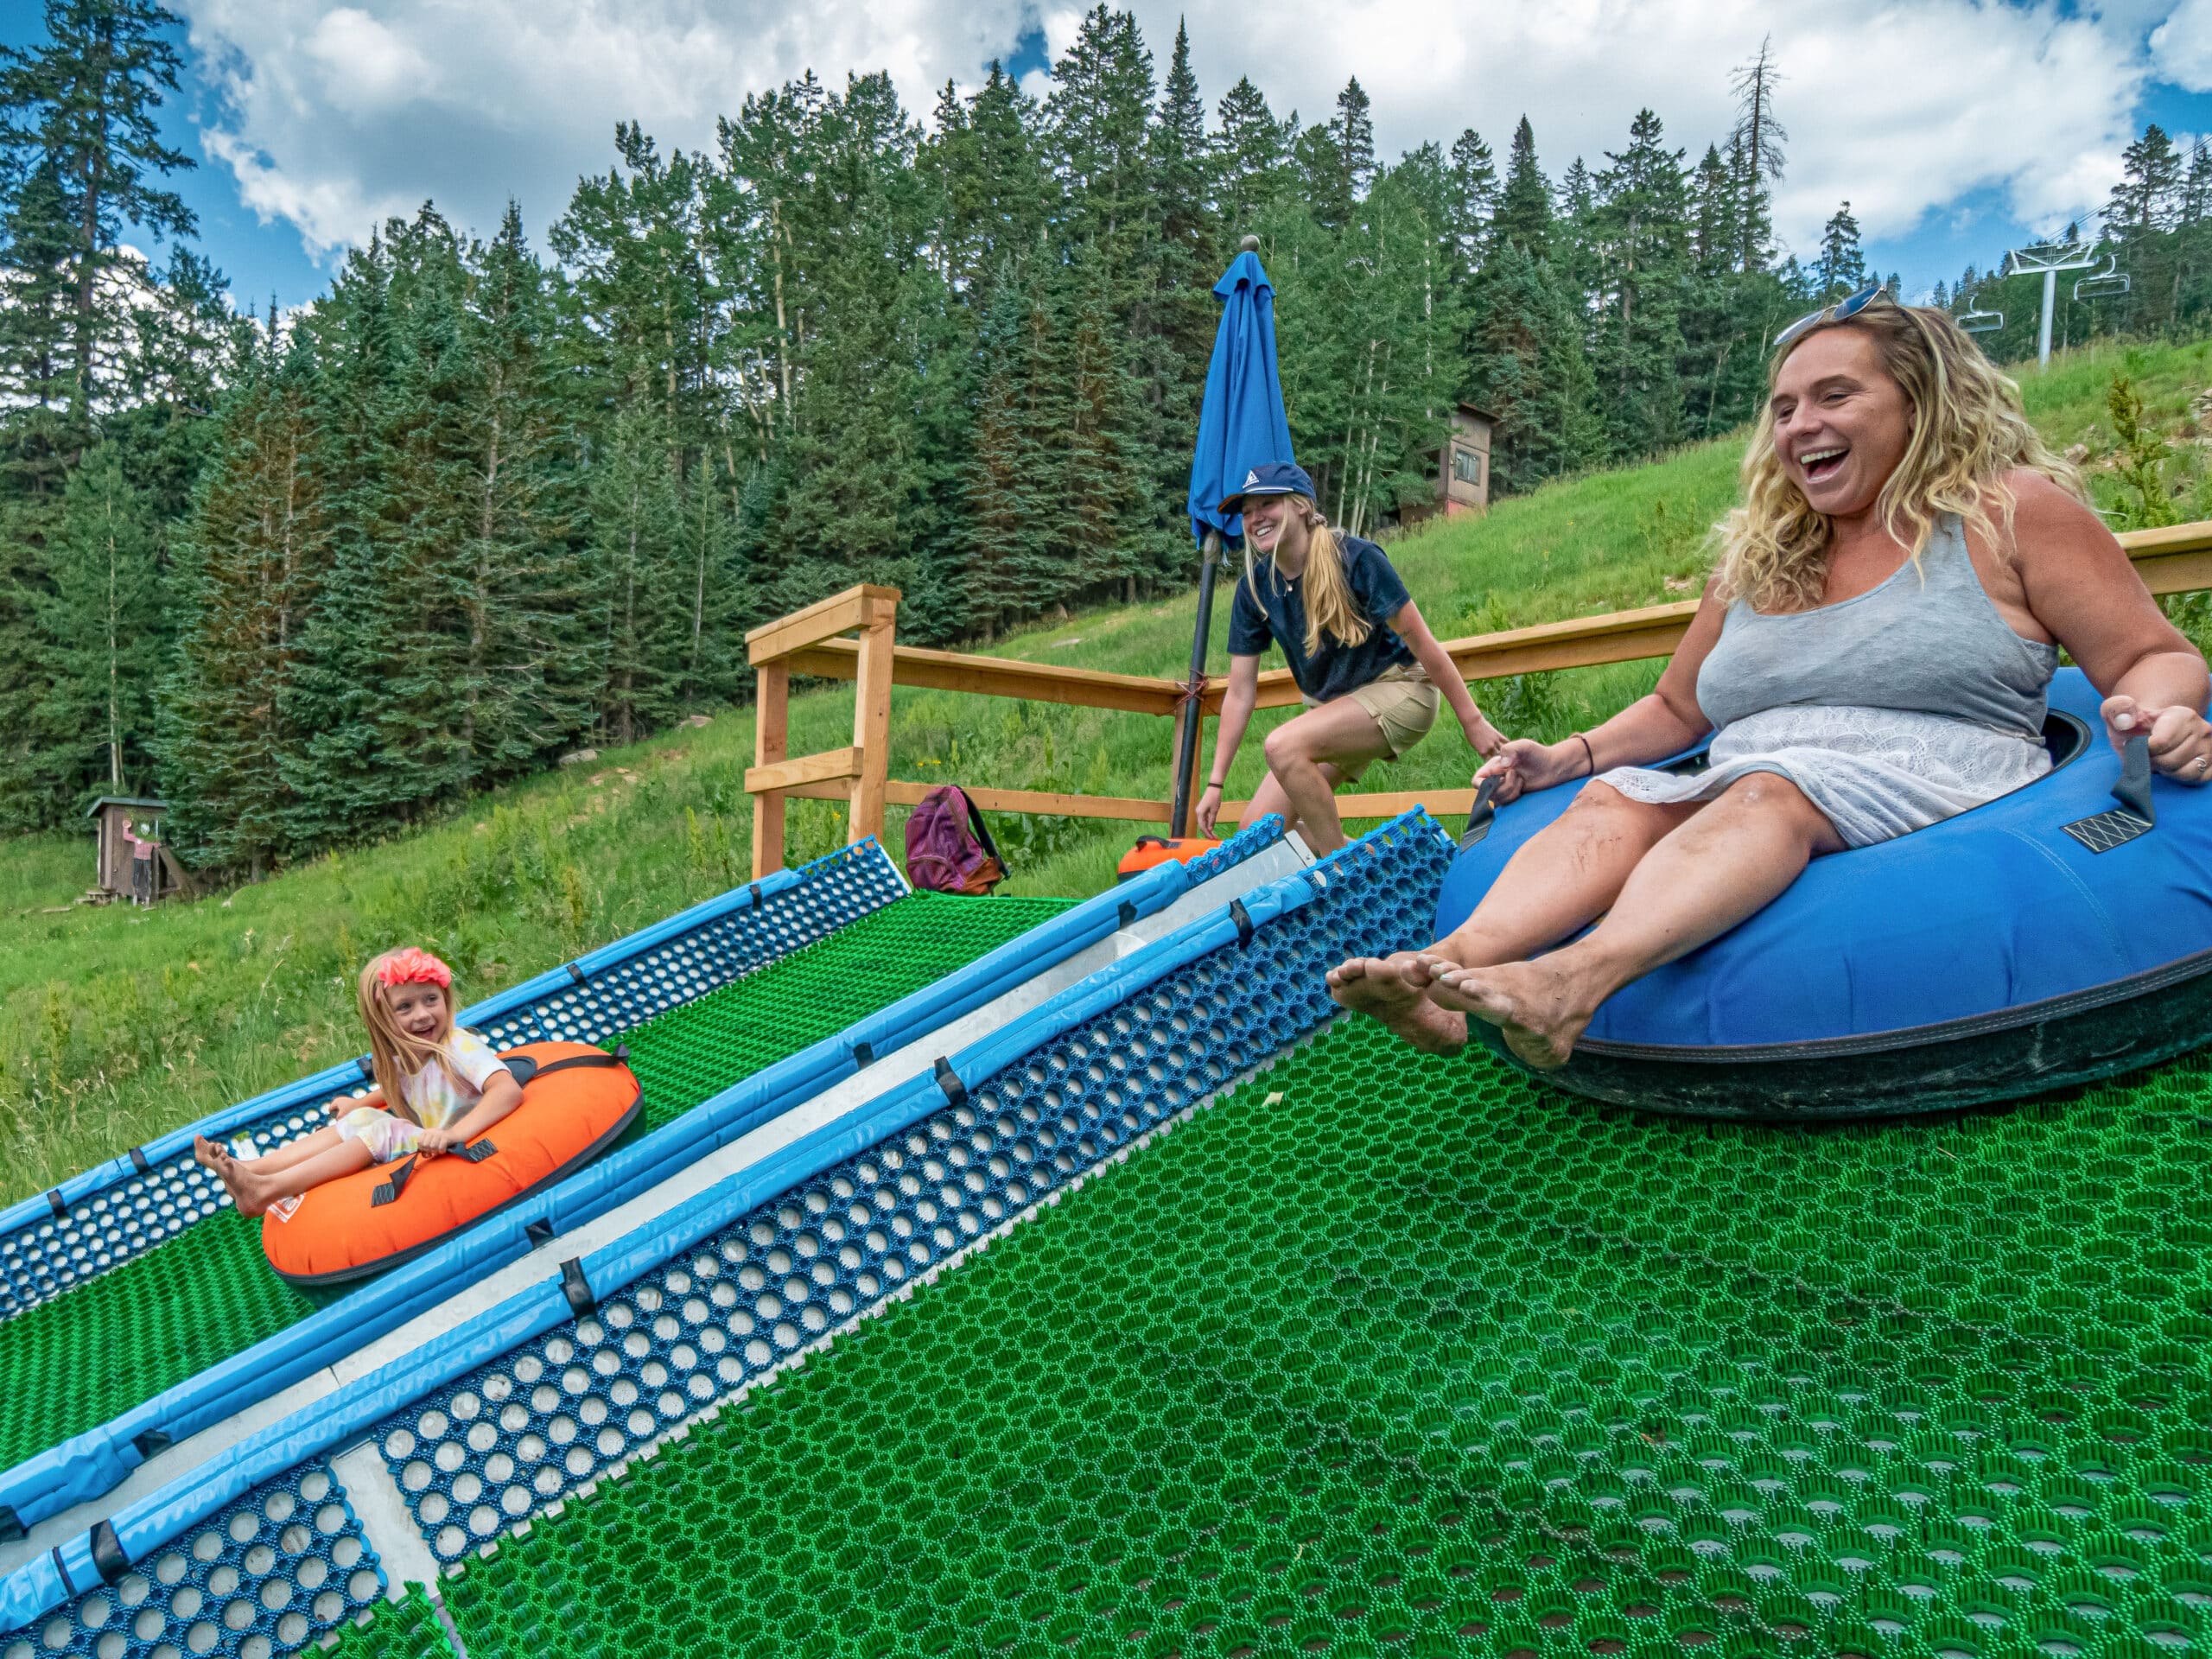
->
xmin=3 ymin=336 xmax=2209 ymax=1202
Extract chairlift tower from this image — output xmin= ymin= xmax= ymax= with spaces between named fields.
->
xmin=2001 ymin=241 xmax=2101 ymax=370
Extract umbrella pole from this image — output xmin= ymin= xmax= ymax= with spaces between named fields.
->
xmin=1171 ymin=531 xmax=1224 ymax=839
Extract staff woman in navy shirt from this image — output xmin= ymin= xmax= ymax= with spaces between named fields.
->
xmin=1195 ymin=462 xmax=1507 ymax=852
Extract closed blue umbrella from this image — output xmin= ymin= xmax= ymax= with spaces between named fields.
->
xmin=1171 ymin=242 xmax=1294 ymax=836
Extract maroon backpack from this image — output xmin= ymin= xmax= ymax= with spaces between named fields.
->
xmin=905 ymin=785 xmax=1007 ymax=895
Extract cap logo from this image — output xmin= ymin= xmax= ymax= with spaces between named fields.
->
xmin=1244 ymin=469 xmax=1259 ymax=487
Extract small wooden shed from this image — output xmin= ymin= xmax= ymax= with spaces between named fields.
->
xmin=86 ymin=797 xmax=182 ymax=904
xmin=1395 ymin=404 xmax=1496 ymax=531
xmin=1439 ymin=404 xmax=1494 ymax=517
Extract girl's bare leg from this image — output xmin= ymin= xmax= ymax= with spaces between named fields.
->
xmin=207 ymin=1123 xmax=348 ymax=1178
xmin=1429 ymin=772 xmax=1843 ymax=1068
xmin=1243 ymin=701 xmax=1391 ymax=853
xmin=200 ymin=1135 xmax=376 ymax=1218
xmin=1328 ymin=783 xmax=1695 ymax=1053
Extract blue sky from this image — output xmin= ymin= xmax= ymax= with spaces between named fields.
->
xmin=10 ymin=0 xmax=2209 ymax=311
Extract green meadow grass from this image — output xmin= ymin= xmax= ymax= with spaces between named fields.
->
xmin=3 ymin=335 xmax=2207 ymax=1202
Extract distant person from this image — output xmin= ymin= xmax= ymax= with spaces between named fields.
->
xmin=195 ymin=948 xmax=522 ymax=1216
xmin=1332 ymin=285 xmax=2212 ymax=1066
xmin=1195 ymin=462 xmax=1506 ymax=853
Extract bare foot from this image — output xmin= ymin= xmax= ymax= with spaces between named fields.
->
xmin=192 ymin=1134 xmax=228 ymax=1173
xmin=1427 ymin=958 xmax=1595 ymax=1071
xmin=1326 ymin=953 xmax=1468 ymax=1056
xmin=202 ymin=1144 xmax=272 ymax=1217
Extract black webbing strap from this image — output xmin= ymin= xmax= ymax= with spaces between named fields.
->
xmin=132 ymin=1427 xmax=172 ymax=1460
xmin=45 ymin=1189 xmax=67 ymax=1220
xmin=502 ymin=1048 xmax=627 ymax=1089
xmin=1229 ymin=899 xmax=1255 ymax=949
xmin=0 ymin=1504 xmax=22 ymax=1545
xmin=852 ymin=1040 xmax=874 ymax=1068
xmin=51 ymin=1546 xmax=75 ymax=1599
xmin=934 ymin=1058 xmax=968 ymax=1109
xmin=961 ymin=789 xmax=1007 ymax=871
xmin=89 ymin=1519 xmax=128 ymax=1586
xmin=370 ymin=1156 xmax=418 ymax=1208
xmin=749 ymin=882 xmax=763 ymax=907
xmin=564 ymin=962 xmax=588 ymax=986
xmin=559 ymin=1257 xmax=595 ymax=1317
xmin=129 ymin=1147 xmax=150 ymax=1174
xmin=357 ymin=1057 xmax=375 ymax=1084
xmin=524 ymin=1218 xmax=554 ymax=1248
xmin=451 ymin=1139 xmax=498 ymax=1163
xmin=1117 ymin=900 xmax=1137 ymax=931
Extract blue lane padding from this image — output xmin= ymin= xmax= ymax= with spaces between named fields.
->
xmin=0 ymin=840 xmax=882 ymax=1240
xmin=0 ymin=818 xmax=1287 ymax=1539
xmin=2 ymin=811 xmax=1406 ymax=1638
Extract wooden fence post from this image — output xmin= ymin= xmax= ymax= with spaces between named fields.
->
xmin=849 ymin=598 xmax=898 ymax=848
xmin=751 ymin=662 xmax=790 ymax=880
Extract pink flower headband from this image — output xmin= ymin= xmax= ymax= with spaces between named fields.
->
xmin=377 ymin=947 xmax=452 ymax=988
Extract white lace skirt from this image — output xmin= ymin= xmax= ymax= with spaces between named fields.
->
xmin=1599 ymin=705 xmax=2051 ymax=849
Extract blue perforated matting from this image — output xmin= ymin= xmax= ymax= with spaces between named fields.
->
xmin=372 ymin=817 xmax=1454 ymax=1563
xmin=3 ymin=1461 xmax=379 ymax=1659
xmin=0 ymin=844 xmax=906 ymax=1319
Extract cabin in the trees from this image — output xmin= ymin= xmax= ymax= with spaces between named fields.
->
xmin=86 ymin=797 xmax=183 ymax=906
xmin=1396 ymin=404 xmax=1495 ymax=529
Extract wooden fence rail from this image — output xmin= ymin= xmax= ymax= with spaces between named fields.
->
xmin=745 ymin=520 xmax=2212 ymax=877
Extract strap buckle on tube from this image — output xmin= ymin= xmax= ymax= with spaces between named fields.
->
xmin=132 ymin=1427 xmax=172 ymax=1460
xmin=44 ymin=1189 xmax=66 ymax=1220
xmin=128 ymin=1147 xmax=150 ymax=1174
xmin=560 ymin=1257 xmax=595 ymax=1317
xmin=934 ymin=1058 xmax=968 ymax=1109
xmin=89 ymin=1519 xmax=128 ymax=1586
xmin=1229 ymin=899 xmax=1255 ymax=950
xmin=564 ymin=962 xmax=588 ymax=987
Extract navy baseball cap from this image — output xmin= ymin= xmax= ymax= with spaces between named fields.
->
xmin=1217 ymin=461 xmax=1315 ymax=515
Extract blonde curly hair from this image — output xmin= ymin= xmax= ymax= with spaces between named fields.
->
xmin=1713 ymin=302 xmax=2087 ymax=613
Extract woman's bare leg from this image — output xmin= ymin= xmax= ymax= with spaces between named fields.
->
xmin=1249 ymin=702 xmax=1393 ymax=854
xmin=1330 ymin=782 xmax=1694 ymax=1052
xmin=1240 ymin=760 xmax=1348 ymax=839
xmin=1430 ymin=771 xmax=1845 ymax=1068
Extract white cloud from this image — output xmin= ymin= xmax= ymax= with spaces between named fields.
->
xmin=1158 ymin=0 xmax=2145 ymax=258
xmin=178 ymin=0 xmax=2152 ymax=269
xmin=176 ymin=0 xmax=1030 ymax=256
xmin=2152 ymin=0 xmax=2212 ymax=93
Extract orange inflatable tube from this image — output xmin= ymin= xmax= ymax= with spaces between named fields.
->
xmin=261 ymin=1040 xmax=642 ymax=1287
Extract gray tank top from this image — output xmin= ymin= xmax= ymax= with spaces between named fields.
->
xmin=1696 ymin=513 xmax=2058 ymax=740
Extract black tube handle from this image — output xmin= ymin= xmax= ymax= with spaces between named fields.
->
xmin=2114 ymin=733 xmax=2155 ymax=826
xmin=1459 ymin=774 xmax=1502 ymax=850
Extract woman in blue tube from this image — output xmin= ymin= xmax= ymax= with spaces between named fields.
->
xmin=1331 ymin=287 xmax=2212 ymax=1069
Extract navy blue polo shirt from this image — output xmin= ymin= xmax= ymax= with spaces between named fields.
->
xmin=1226 ymin=533 xmax=1417 ymax=703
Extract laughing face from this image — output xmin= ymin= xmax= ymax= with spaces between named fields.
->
xmin=384 ymin=981 xmax=448 ymax=1041
xmin=1768 ymin=326 xmax=1914 ymax=521
xmin=1241 ymin=493 xmax=1291 ymax=554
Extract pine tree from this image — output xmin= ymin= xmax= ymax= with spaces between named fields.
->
xmin=1491 ymin=118 xmax=1551 ymax=260
xmin=22 ymin=442 xmax=162 ymax=811
xmin=1468 ymin=240 xmax=1601 ymax=491
xmin=1591 ymin=110 xmax=1690 ymax=459
xmin=1147 ymin=20 xmax=1217 ymax=575
xmin=0 ymin=0 xmax=196 ymax=435
xmin=1211 ymin=77 xmax=1285 ymax=236
xmin=1728 ymin=37 xmax=1787 ymax=273
xmin=158 ymin=329 xmax=329 ymax=874
xmin=1815 ymin=201 xmax=1866 ymax=300
xmin=588 ymin=400 xmax=690 ymax=745
xmin=1445 ymin=129 xmax=1497 ymax=282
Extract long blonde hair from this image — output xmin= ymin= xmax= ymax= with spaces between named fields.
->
xmin=357 ymin=950 xmax=455 ymax=1110
xmin=1243 ymin=496 xmax=1371 ymax=656
xmin=1713 ymin=302 xmax=2085 ymax=613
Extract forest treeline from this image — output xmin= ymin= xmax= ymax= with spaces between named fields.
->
xmin=4 ymin=1 xmax=2210 ymax=873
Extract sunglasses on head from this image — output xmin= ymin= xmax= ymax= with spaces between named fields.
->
xmin=1773 ymin=280 xmax=1891 ymax=349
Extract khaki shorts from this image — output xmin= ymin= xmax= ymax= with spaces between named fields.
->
xmin=1302 ymin=664 xmax=1440 ymax=783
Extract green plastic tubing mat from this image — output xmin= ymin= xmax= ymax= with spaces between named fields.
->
xmin=0 ymin=893 xmax=1074 ymax=1477
xmin=343 ymin=1015 xmax=2212 ymax=1659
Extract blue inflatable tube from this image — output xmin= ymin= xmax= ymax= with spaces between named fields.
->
xmin=1433 ymin=668 xmax=2212 ymax=1117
